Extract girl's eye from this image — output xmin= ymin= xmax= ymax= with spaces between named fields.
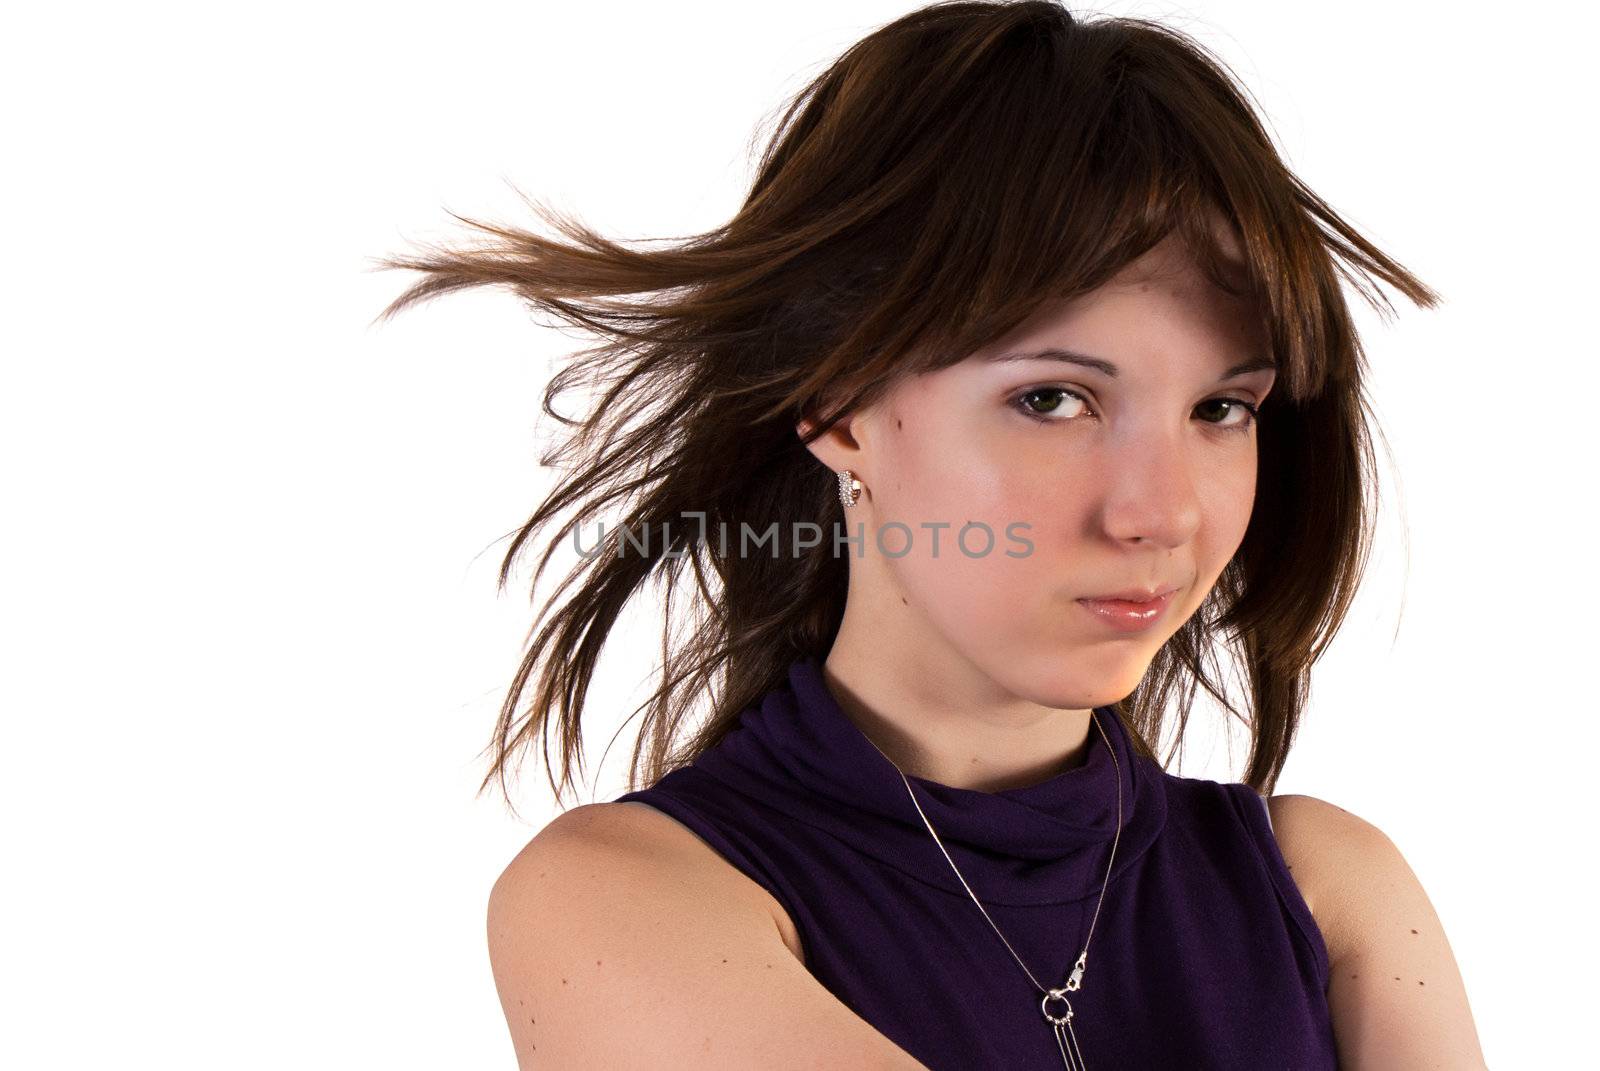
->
xmin=1011 ymin=388 xmax=1261 ymax=432
xmin=1194 ymin=396 xmax=1260 ymax=432
xmin=1014 ymin=386 xmax=1091 ymax=422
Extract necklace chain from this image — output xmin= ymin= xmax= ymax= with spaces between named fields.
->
xmin=860 ymin=710 xmax=1125 ymax=1070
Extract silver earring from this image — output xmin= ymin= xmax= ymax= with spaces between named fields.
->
xmin=837 ymin=469 xmax=863 ymax=509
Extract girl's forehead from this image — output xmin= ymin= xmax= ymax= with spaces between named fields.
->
xmin=1108 ymin=229 xmax=1247 ymax=289
xmin=993 ymin=268 xmax=1265 ymax=345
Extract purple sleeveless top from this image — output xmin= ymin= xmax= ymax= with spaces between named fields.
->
xmin=614 ymin=655 xmax=1337 ymax=1069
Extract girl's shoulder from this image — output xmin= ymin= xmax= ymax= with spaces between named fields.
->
xmin=1261 ymin=793 xmax=1486 ymax=1065
xmin=534 ymin=801 xmax=807 ymax=965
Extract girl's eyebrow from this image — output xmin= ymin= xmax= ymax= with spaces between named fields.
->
xmin=988 ymin=347 xmax=1277 ymax=382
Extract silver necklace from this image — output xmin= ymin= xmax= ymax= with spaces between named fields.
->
xmin=858 ymin=711 xmax=1124 ymax=1071
xmin=832 ymin=470 xmax=1125 ymax=1067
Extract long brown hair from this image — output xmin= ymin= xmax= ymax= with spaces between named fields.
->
xmin=368 ymin=0 xmax=1437 ymax=812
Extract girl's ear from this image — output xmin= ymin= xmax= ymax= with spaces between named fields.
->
xmin=795 ymin=402 xmax=869 ymax=475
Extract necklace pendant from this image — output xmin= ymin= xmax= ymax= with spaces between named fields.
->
xmin=1046 ymin=994 xmax=1090 ymax=1071
xmin=1040 ymin=985 xmax=1074 ymax=1026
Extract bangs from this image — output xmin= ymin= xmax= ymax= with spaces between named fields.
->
xmin=772 ymin=9 xmax=1411 ymax=408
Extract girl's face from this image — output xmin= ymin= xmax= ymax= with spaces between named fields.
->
xmin=803 ymin=234 xmax=1276 ymax=712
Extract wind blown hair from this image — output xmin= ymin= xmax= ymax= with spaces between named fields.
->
xmin=369 ymin=0 xmax=1437 ymax=810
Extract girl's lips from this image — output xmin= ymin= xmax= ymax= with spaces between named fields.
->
xmin=1074 ymin=588 xmax=1177 ymax=632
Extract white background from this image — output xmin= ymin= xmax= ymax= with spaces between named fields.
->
xmin=4 ymin=1 xmax=1593 ymax=1066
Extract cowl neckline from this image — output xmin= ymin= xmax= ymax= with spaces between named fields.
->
xmin=687 ymin=655 xmax=1169 ymax=906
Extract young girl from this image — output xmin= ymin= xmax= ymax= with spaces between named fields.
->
xmin=374 ymin=2 xmax=1485 ymax=1067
